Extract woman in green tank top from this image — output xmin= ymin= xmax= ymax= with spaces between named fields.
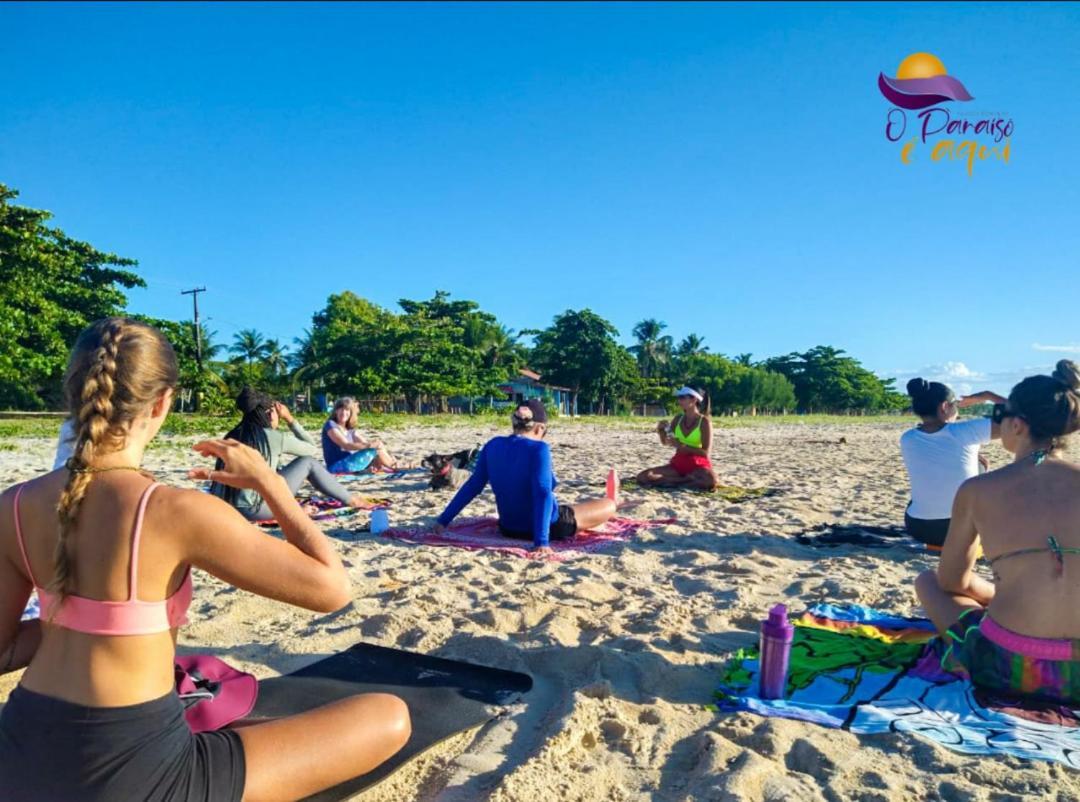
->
xmin=636 ymin=386 xmax=717 ymax=491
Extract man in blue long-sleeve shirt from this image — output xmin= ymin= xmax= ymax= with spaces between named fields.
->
xmin=434 ymin=400 xmax=616 ymax=551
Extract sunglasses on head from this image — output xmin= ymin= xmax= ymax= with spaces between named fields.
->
xmin=991 ymin=403 xmax=1024 ymax=424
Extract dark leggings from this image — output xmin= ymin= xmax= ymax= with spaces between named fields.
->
xmin=0 ymin=685 xmax=245 ymax=802
xmin=248 ymin=456 xmax=353 ymax=521
xmin=905 ymin=508 xmax=951 ymax=548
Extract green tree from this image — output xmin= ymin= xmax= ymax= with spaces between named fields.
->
xmin=132 ymin=315 xmax=229 ymax=411
xmin=676 ymin=333 xmax=708 ymax=358
xmin=227 ymin=329 xmax=272 ymax=389
xmin=629 ymin=318 xmax=674 ymax=379
xmin=764 ymin=346 xmax=904 ymax=413
xmin=263 ymin=339 xmax=289 ymax=378
xmin=0 ymin=184 xmax=144 ymax=408
xmin=529 ymin=309 xmax=629 ymax=413
xmin=229 ymin=329 xmax=270 ymax=366
xmin=307 ymin=292 xmax=401 ymax=398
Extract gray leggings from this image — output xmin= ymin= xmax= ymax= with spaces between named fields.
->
xmin=247 ymin=456 xmax=353 ymax=521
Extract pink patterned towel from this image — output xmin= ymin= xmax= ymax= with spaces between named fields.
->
xmin=382 ymin=515 xmax=677 ymax=561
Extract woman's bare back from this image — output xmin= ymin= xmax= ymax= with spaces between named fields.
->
xmin=971 ymin=457 xmax=1080 ymax=638
xmin=2 ymin=472 xmax=187 ymax=706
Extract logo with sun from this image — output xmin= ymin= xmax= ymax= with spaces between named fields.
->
xmin=878 ymin=52 xmax=974 ymax=110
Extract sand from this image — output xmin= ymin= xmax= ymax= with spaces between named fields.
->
xmin=3 ymin=419 xmax=1079 ymax=802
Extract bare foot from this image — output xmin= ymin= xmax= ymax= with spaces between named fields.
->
xmin=348 ymin=495 xmax=381 ymax=511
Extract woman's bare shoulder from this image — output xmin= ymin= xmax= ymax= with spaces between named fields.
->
xmin=152 ymin=482 xmax=223 ymax=515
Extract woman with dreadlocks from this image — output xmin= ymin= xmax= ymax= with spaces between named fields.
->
xmin=205 ymin=388 xmax=372 ymax=521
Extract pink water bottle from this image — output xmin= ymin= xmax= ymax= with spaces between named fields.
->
xmin=758 ymin=603 xmax=794 ymax=700
xmin=605 ymin=468 xmax=620 ymax=503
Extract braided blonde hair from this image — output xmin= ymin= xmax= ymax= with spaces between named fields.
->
xmin=51 ymin=318 xmax=178 ymax=603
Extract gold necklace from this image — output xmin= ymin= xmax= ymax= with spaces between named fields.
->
xmin=66 ymin=460 xmax=150 ymax=476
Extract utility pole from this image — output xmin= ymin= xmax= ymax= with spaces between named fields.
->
xmin=180 ymin=287 xmax=207 ymax=372
xmin=181 ymin=287 xmax=207 ymax=412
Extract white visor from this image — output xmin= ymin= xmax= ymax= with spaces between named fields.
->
xmin=675 ymin=386 xmax=703 ymax=401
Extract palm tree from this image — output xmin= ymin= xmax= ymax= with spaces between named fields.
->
xmin=263 ymin=338 xmax=289 ymax=378
xmin=735 ymin=353 xmax=754 ymax=367
xmin=290 ymin=328 xmax=317 ymax=372
xmin=629 ymin=319 xmax=673 ymax=379
xmin=483 ymin=325 xmax=524 ymax=369
xmin=676 ymin=333 xmax=708 ymax=358
xmin=229 ymin=329 xmax=270 ymax=366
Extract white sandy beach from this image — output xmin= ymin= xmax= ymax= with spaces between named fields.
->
xmin=3 ymin=420 xmax=1078 ymax=801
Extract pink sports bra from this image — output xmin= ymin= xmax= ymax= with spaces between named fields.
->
xmin=13 ymin=482 xmax=192 ymax=636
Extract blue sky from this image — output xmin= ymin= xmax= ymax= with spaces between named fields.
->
xmin=2 ymin=2 xmax=1077 ymax=394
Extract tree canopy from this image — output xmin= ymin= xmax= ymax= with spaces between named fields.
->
xmin=0 ymin=183 xmax=908 ymax=416
xmin=0 ymin=184 xmax=144 ymax=408
xmin=763 ymin=346 xmax=906 ymax=413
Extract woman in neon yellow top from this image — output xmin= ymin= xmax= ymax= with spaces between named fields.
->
xmin=636 ymin=386 xmax=718 ymax=490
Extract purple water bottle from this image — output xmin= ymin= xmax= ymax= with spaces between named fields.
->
xmin=758 ymin=603 xmax=794 ymax=700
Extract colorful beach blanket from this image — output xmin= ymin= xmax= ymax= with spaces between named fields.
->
xmin=335 ymin=468 xmax=426 ymax=483
xmin=256 ymin=497 xmax=388 ymax=528
xmin=715 ymin=604 xmax=1080 ymax=768
xmin=382 ymin=515 xmax=676 ymax=561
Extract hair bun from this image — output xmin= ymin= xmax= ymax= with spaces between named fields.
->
xmin=1053 ymin=360 xmax=1080 ymax=392
xmin=906 ymin=378 xmax=930 ymax=398
xmin=236 ymin=387 xmax=271 ymax=414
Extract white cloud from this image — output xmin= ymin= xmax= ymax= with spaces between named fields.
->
xmin=930 ymin=361 xmax=982 ymax=381
xmin=1033 ymin=343 xmax=1080 ymax=354
xmin=890 ymin=361 xmax=1050 ymax=396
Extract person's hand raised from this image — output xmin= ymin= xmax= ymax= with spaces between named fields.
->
xmin=274 ymin=401 xmax=295 ymax=423
xmin=188 ymin=439 xmax=276 ymax=491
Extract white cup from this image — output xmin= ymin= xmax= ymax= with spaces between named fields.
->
xmin=370 ymin=508 xmax=389 ymax=534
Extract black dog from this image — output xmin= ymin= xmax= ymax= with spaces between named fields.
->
xmin=421 ymin=448 xmax=479 ymax=490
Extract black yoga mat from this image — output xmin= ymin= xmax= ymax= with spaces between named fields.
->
xmin=795 ymin=523 xmax=914 ymax=550
xmin=251 ymin=642 xmax=533 ymax=801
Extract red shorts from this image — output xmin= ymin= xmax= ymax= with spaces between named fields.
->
xmin=670 ymin=453 xmax=712 ymax=476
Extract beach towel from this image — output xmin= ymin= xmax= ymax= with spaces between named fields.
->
xmin=250 ymin=641 xmax=533 ymax=801
xmin=335 ymin=467 xmax=426 ymax=482
xmin=255 ymin=496 xmax=389 ymax=528
xmin=714 ymin=603 xmax=1080 ymax=768
xmin=383 ymin=515 xmax=676 ymax=561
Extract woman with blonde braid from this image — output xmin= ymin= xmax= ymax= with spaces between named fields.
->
xmin=0 ymin=318 xmax=410 ymax=802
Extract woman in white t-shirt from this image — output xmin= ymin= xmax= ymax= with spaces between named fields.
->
xmin=900 ymin=378 xmax=1005 ymax=547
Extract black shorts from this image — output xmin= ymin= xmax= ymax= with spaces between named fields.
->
xmin=0 ymin=685 xmax=246 ymax=802
xmin=905 ymin=507 xmax=951 ymax=548
xmin=499 ymin=504 xmax=578 ymax=542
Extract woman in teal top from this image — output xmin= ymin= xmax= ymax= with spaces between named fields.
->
xmin=205 ymin=388 xmax=369 ymax=521
xmin=637 ymin=386 xmax=717 ymax=490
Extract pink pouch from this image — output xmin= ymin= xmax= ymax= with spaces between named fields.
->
xmin=175 ymin=654 xmax=258 ymax=733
